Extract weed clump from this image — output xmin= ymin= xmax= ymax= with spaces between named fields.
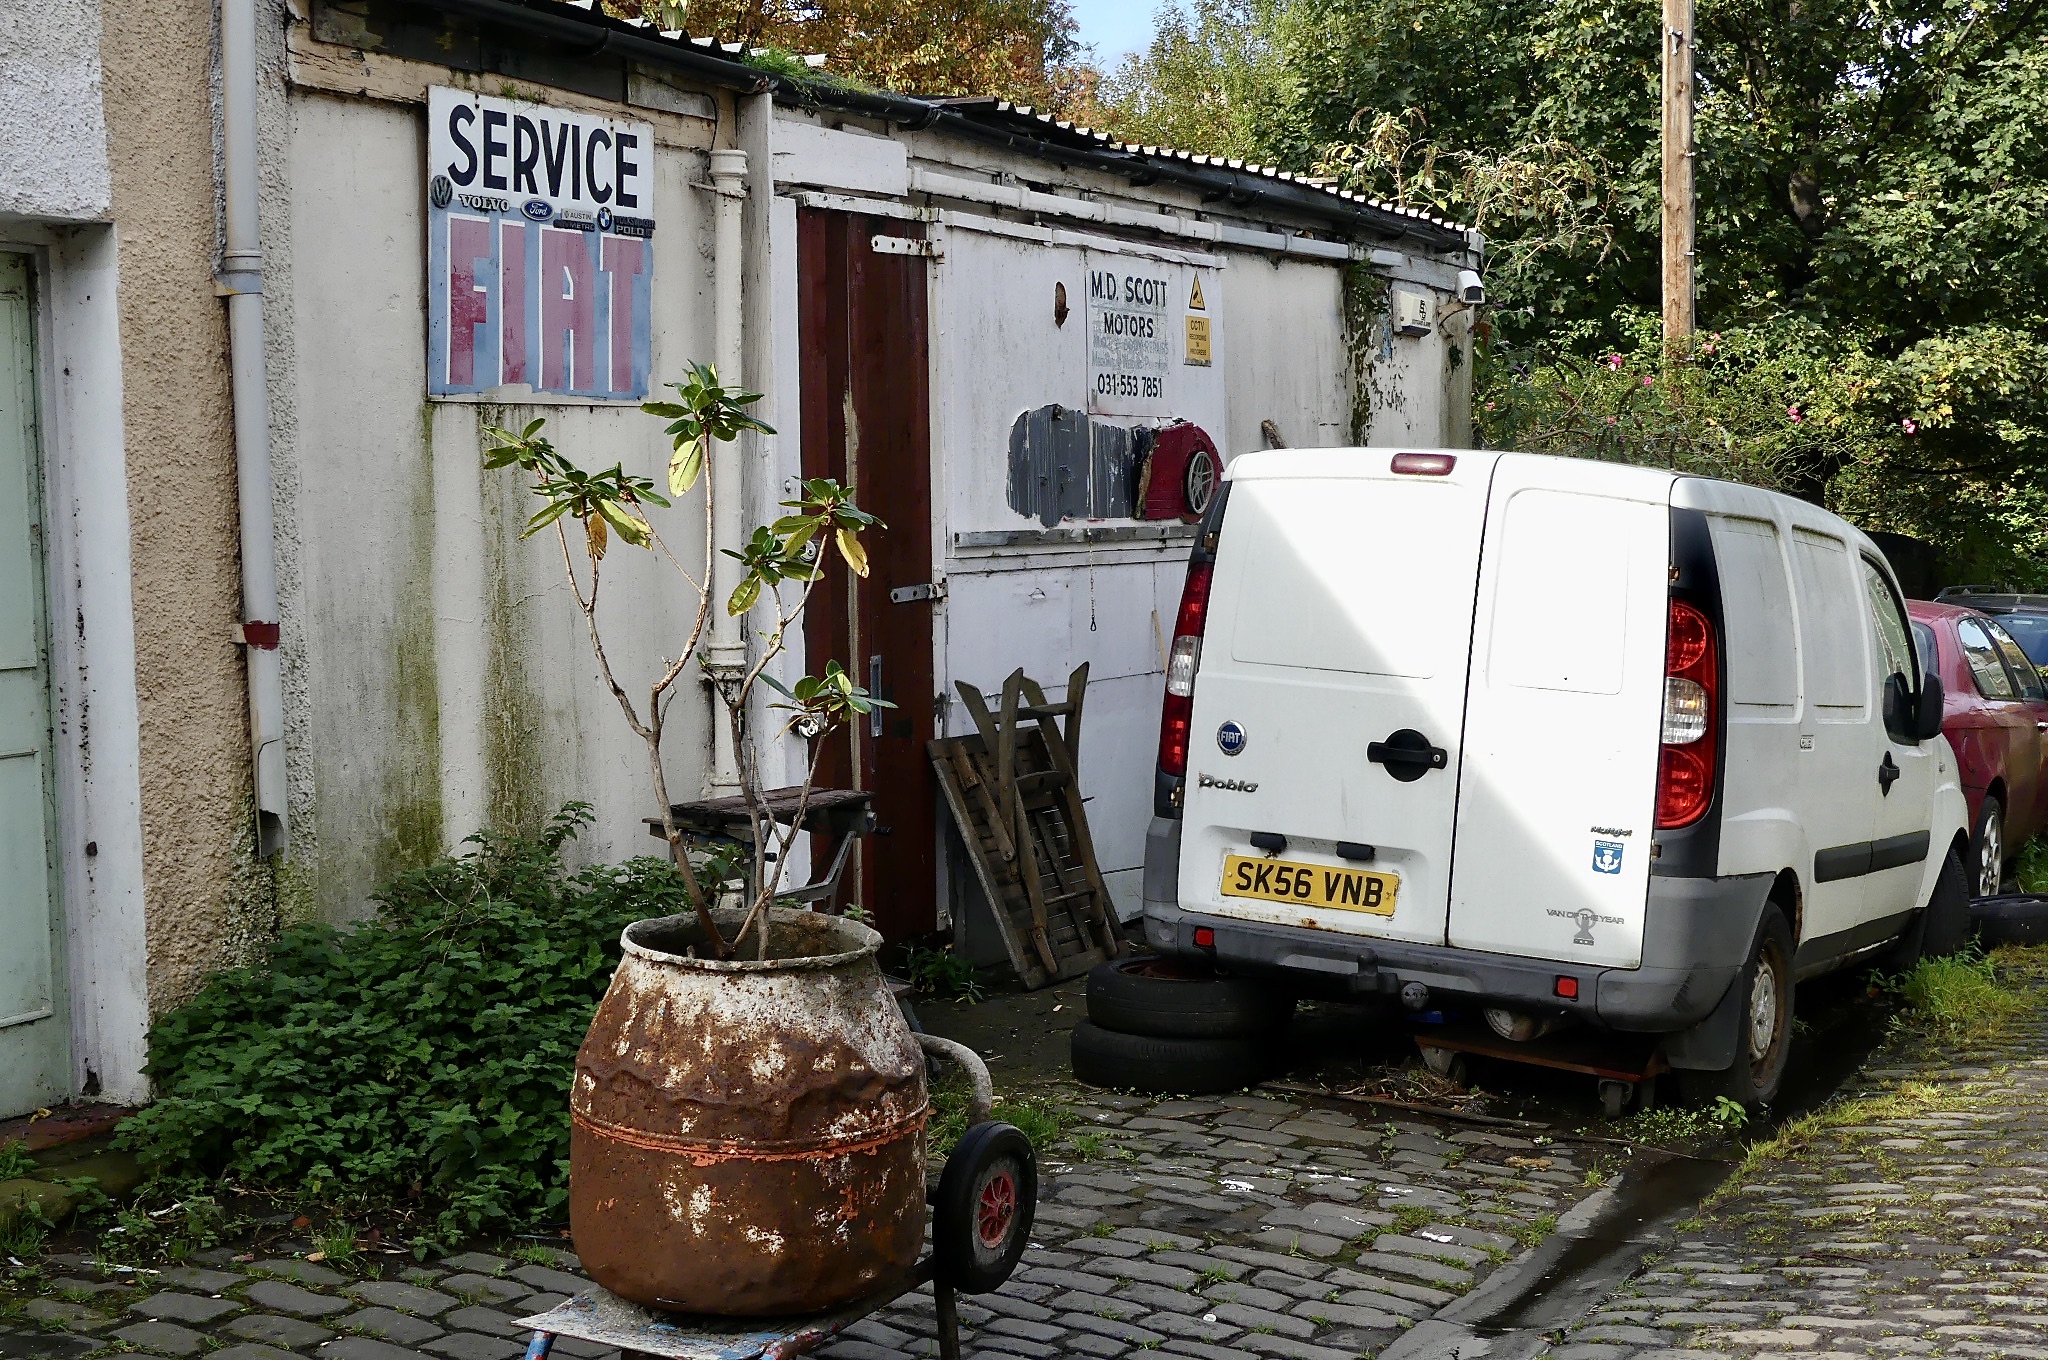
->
xmin=117 ymin=806 xmax=700 ymax=1248
xmin=1891 ymin=947 xmax=2033 ymax=1042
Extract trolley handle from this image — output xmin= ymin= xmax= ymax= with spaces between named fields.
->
xmin=915 ymin=1034 xmax=993 ymax=1125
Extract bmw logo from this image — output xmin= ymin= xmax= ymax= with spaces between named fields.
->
xmin=1216 ymin=721 xmax=1247 ymax=756
xmin=596 ymin=206 xmax=614 ymax=232
xmin=429 ymin=175 xmax=453 ymax=209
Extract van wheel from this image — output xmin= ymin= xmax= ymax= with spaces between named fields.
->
xmin=1069 ymin=1020 xmax=1267 ymax=1095
xmin=1920 ymin=846 xmax=1974 ymax=959
xmin=1680 ymin=906 xmax=1793 ymax=1111
xmin=1086 ymin=956 xmax=1294 ymax=1040
xmin=1972 ymin=799 xmax=2005 ymax=898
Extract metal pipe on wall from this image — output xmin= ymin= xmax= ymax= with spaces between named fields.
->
xmin=705 ymin=145 xmax=749 ymax=794
xmin=219 ymin=0 xmax=289 ymax=854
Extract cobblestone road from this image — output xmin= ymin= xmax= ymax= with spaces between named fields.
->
xmin=0 ymin=1086 xmax=1599 ymax=1360
xmin=1544 ymin=1011 xmax=2048 ymax=1360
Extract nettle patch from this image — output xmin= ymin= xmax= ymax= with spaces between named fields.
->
xmin=118 ymin=806 xmax=726 ymax=1249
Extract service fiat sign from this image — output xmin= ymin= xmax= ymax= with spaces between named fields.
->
xmin=426 ymin=87 xmax=656 ymax=400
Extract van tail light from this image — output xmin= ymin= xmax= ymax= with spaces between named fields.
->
xmin=1656 ymin=598 xmax=1718 ymax=828
xmin=1158 ymin=561 xmax=1215 ymax=778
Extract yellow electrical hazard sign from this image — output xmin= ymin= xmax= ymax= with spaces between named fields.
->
xmin=1188 ymin=277 xmax=1206 ymax=311
xmin=1185 ymin=315 xmax=1212 ymax=365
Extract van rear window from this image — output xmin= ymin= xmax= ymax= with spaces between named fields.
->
xmin=1224 ymin=476 xmax=1481 ymax=678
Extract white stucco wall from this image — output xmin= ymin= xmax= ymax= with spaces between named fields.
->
xmin=0 ymin=0 xmax=113 ymax=224
xmin=280 ymin=87 xmax=726 ymax=920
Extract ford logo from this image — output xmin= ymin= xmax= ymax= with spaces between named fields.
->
xmin=521 ymin=198 xmax=553 ymax=222
xmin=1216 ymin=721 xmax=1246 ymax=756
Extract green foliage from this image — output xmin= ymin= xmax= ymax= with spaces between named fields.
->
xmin=1622 ymin=1092 xmax=1750 ymax=1143
xmin=727 ymin=476 xmax=883 ymax=616
xmin=481 ymin=420 xmax=663 ymax=558
xmin=902 ymin=944 xmax=986 ymax=1002
xmin=1100 ymin=0 xmax=2048 ymax=579
xmin=116 ymin=807 xmax=693 ymax=1247
xmin=0 ymin=1140 xmax=35 ymax=1180
xmin=1888 ymin=947 xmax=2033 ymax=1042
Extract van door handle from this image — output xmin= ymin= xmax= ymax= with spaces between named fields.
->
xmin=1878 ymin=751 xmax=1900 ymax=795
xmin=1368 ymin=729 xmax=1449 ymax=783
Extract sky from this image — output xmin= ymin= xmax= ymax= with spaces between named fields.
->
xmin=1069 ymin=0 xmax=1160 ymax=69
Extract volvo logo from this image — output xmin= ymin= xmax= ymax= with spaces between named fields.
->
xmin=1198 ymin=773 xmax=1259 ymax=793
xmin=521 ymin=198 xmax=554 ymax=222
xmin=1216 ymin=720 xmax=1247 ymax=756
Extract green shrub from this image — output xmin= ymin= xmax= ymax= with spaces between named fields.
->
xmin=117 ymin=805 xmax=704 ymax=1247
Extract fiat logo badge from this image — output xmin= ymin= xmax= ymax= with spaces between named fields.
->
xmin=1216 ymin=721 xmax=1247 ymax=756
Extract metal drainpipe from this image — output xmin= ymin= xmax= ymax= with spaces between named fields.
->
xmin=218 ymin=0 xmax=289 ymax=855
xmin=704 ymin=145 xmax=749 ymax=794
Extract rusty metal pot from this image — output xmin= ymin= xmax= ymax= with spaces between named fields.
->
xmin=569 ymin=908 xmax=927 ymax=1315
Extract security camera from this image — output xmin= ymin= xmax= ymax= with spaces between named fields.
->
xmin=1456 ymin=269 xmax=1486 ymax=306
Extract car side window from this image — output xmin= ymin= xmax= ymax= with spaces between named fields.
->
xmin=1957 ymin=618 xmax=2019 ymax=700
xmin=1859 ymin=558 xmax=1917 ymax=693
xmin=1984 ymin=619 xmax=2047 ymax=701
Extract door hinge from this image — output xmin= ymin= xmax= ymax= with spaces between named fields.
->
xmin=870 ymin=234 xmax=941 ymax=259
xmin=889 ymin=581 xmax=945 ymax=604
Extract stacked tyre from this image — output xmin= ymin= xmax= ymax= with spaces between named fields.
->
xmin=1069 ymin=956 xmax=1295 ymax=1095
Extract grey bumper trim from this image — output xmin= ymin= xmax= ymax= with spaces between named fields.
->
xmin=1139 ymin=836 xmax=1776 ymax=1033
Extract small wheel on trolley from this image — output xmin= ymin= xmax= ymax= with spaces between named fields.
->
xmin=933 ymin=1121 xmax=1037 ymax=1294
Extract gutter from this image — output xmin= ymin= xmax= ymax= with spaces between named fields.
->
xmin=426 ymin=0 xmax=773 ymax=92
xmin=219 ymin=0 xmax=288 ymax=856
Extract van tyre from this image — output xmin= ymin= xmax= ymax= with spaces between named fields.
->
xmin=1069 ymin=1020 xmax=1267 ymax=1095
xmin=1921 ymin=846 xmax=1974 ymax=959
xmin=1680 ymin=905 xmax=1793 ymax=1111
xmin=1086 ymin=956 xmax=1294 ymax=1040
xmin=1971 ymin=798 xmax=2006 ymax=898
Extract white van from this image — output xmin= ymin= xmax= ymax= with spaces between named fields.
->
xmin=1141 ymin=449 xmax=1971 ymax=1105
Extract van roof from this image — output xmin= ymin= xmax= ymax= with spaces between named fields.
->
xmin=1222 ymin=448 xmax=1891 ymax=574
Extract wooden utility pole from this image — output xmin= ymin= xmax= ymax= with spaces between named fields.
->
xmin=1661 ymin=0 xmax=1695 ymax=341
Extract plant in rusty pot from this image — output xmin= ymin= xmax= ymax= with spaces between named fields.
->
xmin=483 ymin=367 xmax=925 ymax=1316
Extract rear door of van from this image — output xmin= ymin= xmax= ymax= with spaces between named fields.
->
xmin=1177 ymin=450 xmax=1499 ymax=946
xmin=1446 ymin=457 xmax=1672 ymax=968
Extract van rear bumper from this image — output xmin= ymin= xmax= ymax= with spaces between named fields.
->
xmin=1140 ymin=818 xmax=1773 ymax=1033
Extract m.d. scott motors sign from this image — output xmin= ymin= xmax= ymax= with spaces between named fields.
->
xmin=426 ymin=88 xmax=656 ymax=400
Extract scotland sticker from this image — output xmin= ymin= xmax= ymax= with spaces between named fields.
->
xmin=1591 ymin=839 xmax=1625 ymax=874
xmin=1216 ymin=721 xmax=1247 ymax=756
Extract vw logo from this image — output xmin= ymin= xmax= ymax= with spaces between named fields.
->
xmin=1216 ymin=721 xmax=1247 ymax=756
xmin=429 ymin=175 xmax=453 ymax=209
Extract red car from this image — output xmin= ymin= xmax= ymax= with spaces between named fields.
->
xmin=1909 ymin=600 xmax=2048 ymax=895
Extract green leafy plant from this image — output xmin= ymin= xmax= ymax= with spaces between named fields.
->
xmin=903 ymin=944 xmax=986 ymax=1002
xmin=116 ymin=808 xmax=700 ymax=1246
xmin=484 ymin=362 xmax=887 ymax=961
xmin=0 ymin=1140 xmax=35 ymax=1180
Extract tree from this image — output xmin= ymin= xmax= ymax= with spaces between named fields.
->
xmin=1096 ymin=0 xmax=2048 ymax=582
xmin=667 ymin=0 xmax=1090 ymax=108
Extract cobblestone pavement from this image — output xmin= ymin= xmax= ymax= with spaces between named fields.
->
xmin=0 ymin=1085 xmax=1601 ymax=1360
xmin=1543 ymin=1010 xmax=2048 ymax=1360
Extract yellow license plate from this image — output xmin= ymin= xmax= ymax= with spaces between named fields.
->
xmin=1221 ymin=854 xmax=1398 ymax=916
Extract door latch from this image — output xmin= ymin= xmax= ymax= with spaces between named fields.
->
xmin=1368 ymin=728 xmax=1449 ymax=783
xmin=889 ymin=581 xmax=944 ymax=604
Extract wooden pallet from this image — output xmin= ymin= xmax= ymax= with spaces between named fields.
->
xmin=929 ymin=664 xmax=1124 ymax=989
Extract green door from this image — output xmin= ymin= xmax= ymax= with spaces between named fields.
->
xmin=0 ymin=252 xmax=67 ymax=1117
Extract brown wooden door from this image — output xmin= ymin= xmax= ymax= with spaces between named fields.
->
xmin=798 ymin=208 xmax=938 ymax=940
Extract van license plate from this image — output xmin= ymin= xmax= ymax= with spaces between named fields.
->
xmin=1220 ymin=854 xmax=1398 ymax=917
